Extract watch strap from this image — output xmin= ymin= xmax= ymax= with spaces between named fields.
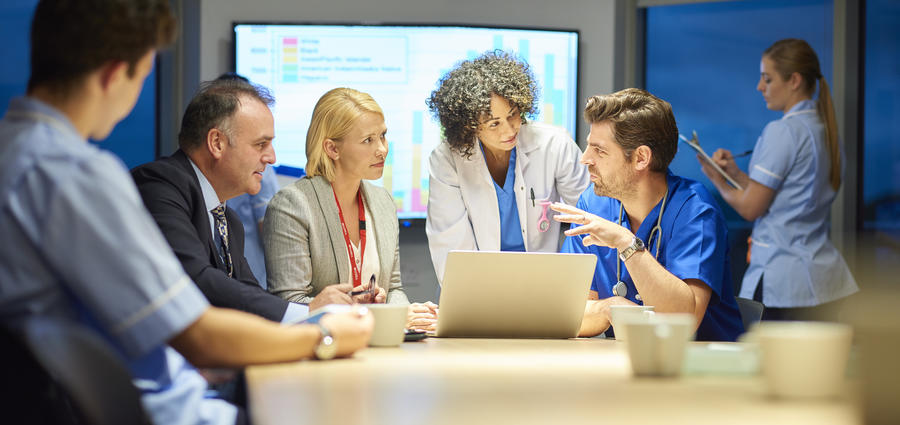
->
xmin=618 ymin=236 xmax=645 ymax=262
xmin=313 ymin=323 xmax=337 ymax=360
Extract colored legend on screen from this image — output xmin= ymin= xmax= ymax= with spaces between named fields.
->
xmin=282 ymin=37 xmax=298 ymax=83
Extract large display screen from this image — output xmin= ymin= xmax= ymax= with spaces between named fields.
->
xmin=234 ymin=23 xmax=580 ymax=219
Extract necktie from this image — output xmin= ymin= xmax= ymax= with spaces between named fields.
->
xmin=210 ymin=204 xmax=234 ymax=277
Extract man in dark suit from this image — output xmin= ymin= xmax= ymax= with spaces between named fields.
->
xmin=132 ymin=79 xmax=362 ymax=322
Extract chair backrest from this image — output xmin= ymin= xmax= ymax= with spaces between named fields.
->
xmin=1 ymin=323 xmax=80 ymax=424
xmin=735 ymin=297 xmax=765 ymax=330
xmin=11 ymin=317 xmax=150 ymax=425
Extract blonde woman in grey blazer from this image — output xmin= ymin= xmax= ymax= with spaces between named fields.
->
xmin=265 ymin=176 xmax=406 ymax=304
xmin=264 ymin=88 xmax=438 ymax=331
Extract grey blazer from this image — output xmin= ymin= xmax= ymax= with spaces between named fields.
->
xmin=263 ymin=175 xmax=408 ymax=304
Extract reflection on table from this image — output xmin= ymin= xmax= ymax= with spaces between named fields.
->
xmin=246 ymin=338 xmax=859 ymax=425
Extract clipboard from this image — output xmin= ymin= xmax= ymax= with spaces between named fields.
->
xmin=679 ymin=131 xmax=743 ymax=191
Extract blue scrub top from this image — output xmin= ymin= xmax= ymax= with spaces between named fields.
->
xmin=484 ymin=146 xmax=526 ymax=252
xmin=562 ymin=171 xmax=744 ymax=342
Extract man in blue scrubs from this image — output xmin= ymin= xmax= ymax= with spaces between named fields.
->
xmin=554 ymin=88 xmax=743 ymax=341
xmin=0 ymin=1 xmax=372 ymax=424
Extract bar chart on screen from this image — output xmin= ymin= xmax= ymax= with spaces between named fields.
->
xmin=236 ymin=24 xmax=579 ymax=218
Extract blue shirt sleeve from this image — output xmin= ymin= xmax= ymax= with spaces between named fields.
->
xmin=38 ymin=153 xmax=209 ymax=358
xmin=749 ymin=120 xmax=796 ymax=191
xmin=560 ymin=191 xmax=613 ymax=295
xmin=663 ymin=201 xmax=728 ymax=303
xmin=281 ymin=302 xmax=310 ymax=324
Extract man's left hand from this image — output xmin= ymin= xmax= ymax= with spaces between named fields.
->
xmin=551 ymin=203 xmax=633 ymax=249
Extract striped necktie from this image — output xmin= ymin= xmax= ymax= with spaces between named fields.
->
xmin=210 ymin=204 xmax=234 ymax=278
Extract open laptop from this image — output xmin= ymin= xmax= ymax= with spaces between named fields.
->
xmin=435 ymin=250 xmax=596 ymax=338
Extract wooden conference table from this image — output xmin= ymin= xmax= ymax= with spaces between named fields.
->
xmin=246 ymin=338 xmax=859 ymax=425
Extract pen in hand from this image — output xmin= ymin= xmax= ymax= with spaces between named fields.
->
xmin=350 ymin=274 xmax=377 ymax=297
xmin=732 ymin=149 xmax=753 ymax=158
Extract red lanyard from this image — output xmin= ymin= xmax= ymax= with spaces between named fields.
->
xmin=332 ymin=185 xmax=366 ymax=287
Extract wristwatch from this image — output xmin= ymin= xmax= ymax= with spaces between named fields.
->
xmin=313 ymin=323 xmax=337 ymax=360
xmin=618 ymin=236 xmax=645 ymax=262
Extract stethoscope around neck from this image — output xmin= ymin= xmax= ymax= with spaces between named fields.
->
xmin=612 ymin=188 xmax=668 ymax=300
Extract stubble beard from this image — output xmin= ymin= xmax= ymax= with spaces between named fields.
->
xmin=591 ymin=166 xmax=636 ymax=200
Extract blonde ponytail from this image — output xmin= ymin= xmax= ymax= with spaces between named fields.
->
xmin=816 ymin=76 xmax=841 ymax=191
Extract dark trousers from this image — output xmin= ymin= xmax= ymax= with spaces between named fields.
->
xmin=206 ymin=370 xmax=250 ymax=425
xmin=753 ymin=275 xmax=849 ymax=322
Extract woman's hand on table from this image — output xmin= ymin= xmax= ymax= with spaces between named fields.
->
xmin=407 ymin=301 xmax=439 ymax=332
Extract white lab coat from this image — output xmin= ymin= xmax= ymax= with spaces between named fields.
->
xmin=426 ymin=122 xmax=589 ymax=282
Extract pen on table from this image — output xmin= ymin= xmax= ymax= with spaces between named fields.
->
xmin=350 ymin=274 xmax=377 ymax=297
xmin=530 ymin=188 xmax=535 ymax=207
xmin=733 ymin=149 xmax=753 ymax=158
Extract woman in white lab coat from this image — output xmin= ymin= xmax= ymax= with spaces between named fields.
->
xmin=425 ymin=50 xmax=589 ymax=282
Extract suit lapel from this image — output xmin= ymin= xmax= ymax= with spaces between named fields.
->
xmin=174 ymin=150 xmax=226 ymax=272
xmin=310 ymin=176 xmax=349 ymax=284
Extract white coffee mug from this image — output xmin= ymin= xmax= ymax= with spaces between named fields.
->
xmin=609 ymin=305 xmax=655 ymax=341
xmin=622 ymin=313 xmax=696 ymax=377
xmin=365 ymin=304 xmax=408 ymax=347
xmin=755 ymin=321 xmax=853 ymax=398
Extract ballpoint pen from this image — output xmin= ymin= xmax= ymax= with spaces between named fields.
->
xmin=350 ymin=274 xmax=377 ymax=297
xmin=530 ymin=188 xmax=535 ymax=207
xmin=733 ymin=150 xmax=753 ymax=158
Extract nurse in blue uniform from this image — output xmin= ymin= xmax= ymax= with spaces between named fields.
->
xmin=556 ymin=88 xmax=744 ymax=342
xmin=699 ymin=39 xmax=858 ymax=321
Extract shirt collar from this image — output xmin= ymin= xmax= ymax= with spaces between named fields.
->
xmin=785 ymin=99 xmax=816 ymax=115
xmin=188 ymin=158 xmax=224 ymax=212
xmin=5 ymin=96 xmax=83 ymax=141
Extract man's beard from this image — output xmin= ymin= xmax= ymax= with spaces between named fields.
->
xmin=591 ymin=165 xmax=636 ymax=200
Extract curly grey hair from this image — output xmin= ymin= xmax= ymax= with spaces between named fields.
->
xmin=426 ymin=50 xmax=539 ymax=158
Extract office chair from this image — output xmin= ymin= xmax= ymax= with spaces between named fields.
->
xmin=3 ymin=317 xmax=150 ymax=425
xmin=735 ymin=297 xmax=765 ymax=330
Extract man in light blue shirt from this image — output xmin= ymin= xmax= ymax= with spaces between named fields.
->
xmin=0 ymin=2 xmax=372 ymax=424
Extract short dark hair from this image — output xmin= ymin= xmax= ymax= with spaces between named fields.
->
xmin=27 ymin=0 xmax=177 ymax=94
xmin=427 ymin=50 xmax=539 ymax=159
xmin=178 ymin=79 xmax=275 ymax=152
xmin=215 ymin=72 xmax=250 ymax=83
xmin=583 ymin=88 xmax=678 ymax=172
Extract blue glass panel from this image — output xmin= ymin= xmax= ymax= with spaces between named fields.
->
xmin=863 ymin=0 xmax=900 ymax=235
xmin=0 ymin=0 xmax=38 ymax=113
xmin=646 ymin=0 xmax=833 ymax=228
xmin=1 ymin=0 xmax=157 ymax=169
xmin=645 ymin=0 xmax=833 ymax=288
